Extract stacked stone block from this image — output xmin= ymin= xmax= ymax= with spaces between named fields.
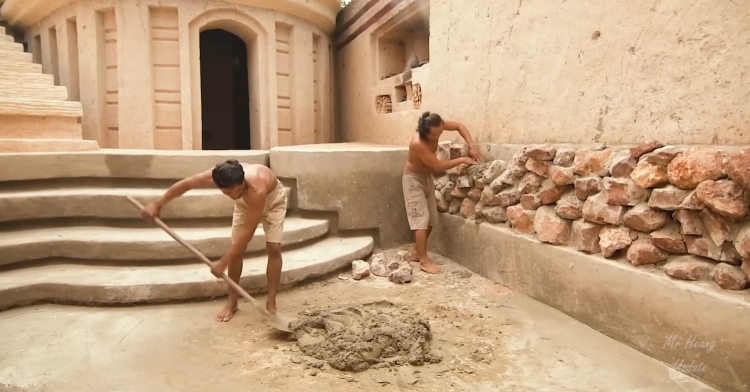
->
xmin=435 ymin=142 xmax=750 ymax=291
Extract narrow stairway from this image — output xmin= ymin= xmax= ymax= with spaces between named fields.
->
xmin=0 ymin=24 xmax=98 ymax=152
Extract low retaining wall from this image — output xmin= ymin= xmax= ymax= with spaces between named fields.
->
xmin=270 ymin=143 xmax=412 ymax=248
xmin=431 ymin=141 xmax=750 ymax=392
xmin=433 ymin=215 xmax=750 ymax=392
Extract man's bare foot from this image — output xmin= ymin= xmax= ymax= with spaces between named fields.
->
xmin=215 ymin=303 xmax=238 ymax=322
xmin=419 ymin=258 xmax=441 ymax=274
xmin=410 ymin=248 xmax=419 ymax=262
xmin=266 ymin=302 xmax=277 ymax=314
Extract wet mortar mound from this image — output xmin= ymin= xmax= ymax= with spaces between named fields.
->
xmin=289 ymin=300 xmax=442 ymax=372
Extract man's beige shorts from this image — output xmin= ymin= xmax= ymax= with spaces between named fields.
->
xmin=402 ymin=172 xmax=438 ymax=230
xmin=231 ymin=179 xmax=287 ymax=244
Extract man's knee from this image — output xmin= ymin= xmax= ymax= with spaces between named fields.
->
xmin=266 ymin=242 xmax=282 ymax=258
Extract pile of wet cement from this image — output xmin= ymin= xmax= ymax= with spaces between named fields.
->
xmin=289 ymin=300 xmax=442 ymax=372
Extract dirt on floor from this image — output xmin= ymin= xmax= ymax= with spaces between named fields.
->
xmin=0 ymin=248 xmax=717 ymax=392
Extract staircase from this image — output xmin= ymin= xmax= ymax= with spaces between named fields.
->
xmin=0 ymin=25 xmax=98 ymax=152
xmin=0 ymin=151 xmax=374 ymax=310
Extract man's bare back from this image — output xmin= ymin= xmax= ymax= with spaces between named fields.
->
xmin=235 ymin=163 xmax=279 ymax=202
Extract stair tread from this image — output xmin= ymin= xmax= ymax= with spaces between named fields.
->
xmin=0 ymin=186 xmax=253 ymax=197
xmin=0 ymin=139 xmax=99 ymax=154
xmin=0 ymin=97 xmax=82 ymax=117
xmin=0 ymin=235 xmax=374 ymax=308
xmin=0 ymin=71 xmax=51 ymax=78
xmin=0 ymin=215 xmax=325 ymax=243
xmin=0 ymin=215 xmax=330 ymax=264
xmin=0 ymin=185 xmax=294 ymax=222
xmin=0 ymin=80 xmax=65 ymax=87
xmin=0 ymin=41 xmax=22 ymax=51
xmin=0 ymin=97 xmax=80 ymax=104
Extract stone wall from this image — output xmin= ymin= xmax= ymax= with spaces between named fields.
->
xmin=434 ymin=142 xmax=750 ymax=292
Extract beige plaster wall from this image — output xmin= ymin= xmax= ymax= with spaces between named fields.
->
xmin=7 ymin=0 xmax=337 ymax=150
xmin=335 ymin=0 xmax=750 ymax=146
xmin=270 ymin=143 xmax=412 ymax=248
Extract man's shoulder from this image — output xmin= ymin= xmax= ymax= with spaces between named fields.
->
xmin=408 ymin=136 xmax=425 ymax=149
xmin=240 ymin=162 xmax=264 ymax=170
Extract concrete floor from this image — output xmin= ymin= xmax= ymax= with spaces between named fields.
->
xmin=0 ymin=249 xmax=717 ymax=392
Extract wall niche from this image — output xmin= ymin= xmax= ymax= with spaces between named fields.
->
xmin=371 ymin=0 xmax=429 ymax=114
xmin=376 ymin=6 xmax=429 ymax=80
xmin=375 ymin=95 xmax=393 ymax=114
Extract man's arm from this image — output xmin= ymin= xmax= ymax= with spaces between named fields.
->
xmin=210 ymin=189 xmax=264 ymax=277
xmin=443 ymin=119 xmax=483 ymax=161
xmin=155 ymin=169 xmax=214 ymax=208
xmin=415 ymin=142 xmax=476 ymax=172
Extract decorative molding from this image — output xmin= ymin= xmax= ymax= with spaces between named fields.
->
xmin=0 ymin=0 xmax=340 ymax=33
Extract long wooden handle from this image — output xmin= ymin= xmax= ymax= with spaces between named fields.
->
xmin=125 ymin=196 xmax=269 ymax=316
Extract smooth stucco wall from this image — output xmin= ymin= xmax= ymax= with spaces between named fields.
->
xmin=335 ymin=0 xmax=750 ymax=147
xmin=270 ymin=143 xmax=412 ymax=248
xmin=8 ymin=0 xmax=336 ymax=150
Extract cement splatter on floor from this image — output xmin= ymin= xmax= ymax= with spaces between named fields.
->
xmin=290 ymin=300 xmax=441 ymax=371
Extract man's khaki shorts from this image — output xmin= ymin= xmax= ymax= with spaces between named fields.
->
xmin=402 ymin=172 xmax=438 ymax=230
xmin=231 ymin=179 xmax=287 ymax=244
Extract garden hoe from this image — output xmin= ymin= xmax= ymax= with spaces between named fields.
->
xmin=126 ymin=196 xmax=295 ymax=333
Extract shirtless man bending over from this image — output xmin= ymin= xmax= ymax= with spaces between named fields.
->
xmin=141 ymin=159 xmax=287 ymax=322
xmin=403 ymin=112 xmax=483 ymax=274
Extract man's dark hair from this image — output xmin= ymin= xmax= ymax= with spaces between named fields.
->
xmin=416 ymin=111 xmax=443 ymax=139
xmin=212 ymin=159 xmax=245 ymax=188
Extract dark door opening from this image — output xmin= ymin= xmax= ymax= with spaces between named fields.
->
xmin=199 ymin=29 xmax=251 ymax=150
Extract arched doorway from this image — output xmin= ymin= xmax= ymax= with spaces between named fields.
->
xmin=199 ymin=29 xmax=251 ymax=150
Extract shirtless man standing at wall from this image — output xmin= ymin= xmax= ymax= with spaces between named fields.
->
xmin=403 ymin=112 xmax=483 ymax=274
xmin=140 ymin=159 xmax=287 ymax=322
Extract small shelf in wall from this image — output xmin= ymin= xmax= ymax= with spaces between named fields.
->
xmin=395 ymin=83 xmax=410 ymax=103
xmin=375 ymin=4 xmax=429 ymax=82
xmin=372 ymin=0 xmax=429 ymax=114
xmin=375 ymin=67 xmax=426 ymax=114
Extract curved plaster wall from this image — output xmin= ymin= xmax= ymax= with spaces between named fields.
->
xmin=7 ymin=0 xmax=337 ymax=150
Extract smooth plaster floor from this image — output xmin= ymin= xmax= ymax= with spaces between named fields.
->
xmin=0 ymin=250 xmax=717 ymax=392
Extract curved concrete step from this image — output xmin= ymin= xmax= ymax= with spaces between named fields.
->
xmin=0 ymin=150 xmax=269 ymax=182
xmin=0 ymin=82 xmax=68 ymax=100
xmin=0 ymin=235 xmax=374 ymax=310
xmin=0 ymin=49 xmax=31 ymax=63
xmin=0 ymin=186 xmax=293 ymax=222
xmin=0 ymin=98 xmax=82 ymax=117
xmin=0 ymin=115 xmax=83 ymax=140
xmin=0 ymin=40 xmax=22 ymax=52
xmin=0 ymin=216 xmax=328 ymax=265
xmin=0 ymin=35 xmax=12 ymax=43
xmin=0 ymin=60 xmax=42 ymax=73
xmin=0 ymin=71 xmax=53 ymax=85
xmin=0 ymin=138 xmax=99 ymax=153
